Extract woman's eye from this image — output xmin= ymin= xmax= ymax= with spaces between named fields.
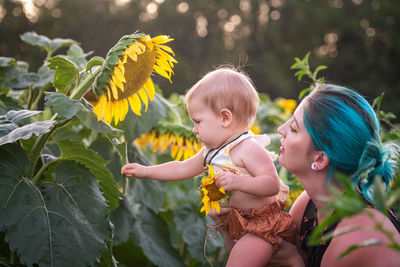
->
xmin=290 ymin=123 xmax=298 ymax=132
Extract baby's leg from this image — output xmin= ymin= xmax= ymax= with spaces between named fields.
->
xmin=226 ymin=233 xmax=273 ymax=267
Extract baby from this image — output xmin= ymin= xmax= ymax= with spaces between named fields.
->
xmin=122 ymin=67 xmax=295 ymax=266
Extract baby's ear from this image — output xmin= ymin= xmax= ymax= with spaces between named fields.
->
xmin=220 ymin=108 xmax=233 ymax=127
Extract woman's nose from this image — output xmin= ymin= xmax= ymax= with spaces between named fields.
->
xmin=277 ymin=123 xmax=286 ymax=137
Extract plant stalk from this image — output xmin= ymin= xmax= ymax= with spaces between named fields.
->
xmin=70 ymin=67 xmax=101 ymax=100
xmin=28 ymin=117 xmax=71 ymax=179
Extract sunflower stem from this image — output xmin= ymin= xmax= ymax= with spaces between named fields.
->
xmin=70 ymin=67 xmax=101 ymax=100
xmin=28 ymin=116 xmax=71 ymax=180
xmin=32 ymin=158 xmax=61 ymax=185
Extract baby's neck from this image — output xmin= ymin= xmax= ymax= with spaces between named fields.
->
xmin=219 ymin=126 xmax=249 ymax=148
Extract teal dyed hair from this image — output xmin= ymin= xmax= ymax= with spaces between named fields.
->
xmin=303 ymin=84 xmax=398 ymax=203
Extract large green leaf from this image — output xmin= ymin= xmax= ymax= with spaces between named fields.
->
xmin=47 ymin=56 xmax=79 ymax=94
xmin=133 ymin=206 xmax=185 ymax=267
xmin=0 ymin=120 xmax=55 ymax=145
xmin=173 ymin=205 xmax=224 ymax=263
xmin=20 ymin=32 xmax=77 ymax=56
xmin=45 ymin=92 xmax=121 ymax=134
xmin=2 ymin=65 xmax=54 ymax=90
xmin=58 ymin=139 xmax=120 ymax=211
xmin=131 ymin=179 xmax=167 ymax=214
xmin=0 ymin=146 xmax=110 ymax=266
xmin=119 ymin=93 xmax=169 ymax=143
xmin=110 ymin=196 xmax=137 ymax=246
xmin=0 ymin=57 xmax=29 ymax=89
xmin=66 ymin=43 xmax=92 ymax=70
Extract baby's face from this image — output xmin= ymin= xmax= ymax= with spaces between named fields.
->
xmin=187 ymin=98 xmax=226 ymax=149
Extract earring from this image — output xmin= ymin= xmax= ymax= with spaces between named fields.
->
xmin=311 ymin=162 xmax=317 ymax=170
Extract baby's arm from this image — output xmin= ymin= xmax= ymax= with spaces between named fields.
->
xmin=122 ymin=147 xmax=205 ymax=181
xmin=215 ymin=139 xmax=280 ymax=197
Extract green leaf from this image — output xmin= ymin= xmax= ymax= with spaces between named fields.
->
xmin=45 ymin=92 xmax=82 ymax=119
xmin=338 ymin=239 xmax=381 ymax=259
xmin=3 ymin=109 xmax=42 ymax=123
xmin=66 ymin=43 xmax=92 ymax=70
xmin=110 ymin=196 xmax=137 ymax=245
xmin=47 ymin=56 xmax=79 ymax=94
xmin=0 ymin=120 xmax=55 ymax=146
xmin=58 ymin=139 xmax=120 ymax=211
xmin=45 ymin=92 xmax=121 ymax=134
xmin=87 ymin=56 xmax=105 ymax=73
xmin=20 ymin=31 xmax=77 ymax=56
xmin=131 ymin=179 xmax=167 ymax=213
xmin=133 ymin=206 xmax=185 ymax=267
xmin=0 ymin=147 xmax=110 ymax=267
xmin=119 ymin=94 xmax=169 ymax=144
xmin=173 ymin=205 xmax=223 ymax=262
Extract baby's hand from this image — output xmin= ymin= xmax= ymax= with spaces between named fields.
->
xmin=214 ymin=171 xmax=239 ymax=191
xmin=121 ymin=163 xmax=148 ymax=179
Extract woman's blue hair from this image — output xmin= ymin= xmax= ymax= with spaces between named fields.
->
xmin=303 ymin=84 xmax=398 ymax=203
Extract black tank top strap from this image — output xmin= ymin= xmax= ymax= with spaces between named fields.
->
xmin=388 ymin=209 xmax=400 ymax=233
xmin=299 ymin=199 xmax=340 ymax=267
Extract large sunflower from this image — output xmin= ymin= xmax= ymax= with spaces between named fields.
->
xmin=91 ymin=33 xmax=177 ymax=125
xmin=200 ymin=165 xmax=226 ymax=216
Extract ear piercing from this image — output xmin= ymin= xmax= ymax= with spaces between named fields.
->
xmin=311 ymin=162 xmax=317 ymax=170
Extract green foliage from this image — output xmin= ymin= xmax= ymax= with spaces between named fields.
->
xmin=0 ymin=30 xmax=398 ymax=266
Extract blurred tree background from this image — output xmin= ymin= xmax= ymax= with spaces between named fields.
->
xmin=1 ymin=0 xmax=399 ymax=117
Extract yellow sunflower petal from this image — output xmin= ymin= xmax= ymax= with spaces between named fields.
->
xmin=121 ymin=98 xmax=129 ymax=121
xmin=143 ymin=78 xmax=155 ymax=101
xmin=171 ymin=144 xmax=178 ymax=158
xmin=153 ymin=65 xmax=172 ymax=82
xmin=128 ymin=93 xmax=142 ymax=115
xmin=112 ymin=74 xmax=124 ymax=91
xmin=152 ymin=35 xmax=174 ymax=44
xmin=138 ymin=88 xmax=149 ymax=112
xmin=109 ymin=81 xmax=119 ymax=99
xmin=219 ymin=187 xmax=225 ymax=194
xmin=114 ymin=66 xmax=126 ymax=83
xmin=211 ymin=201 xmax=221 ymax=213
xmin=206 ymin=164 xmax=215 ymax=178
xmin=157 ymin=44 xmax=175 ymax=55
xmin=175 ymin=147 xmax=184 ymax=161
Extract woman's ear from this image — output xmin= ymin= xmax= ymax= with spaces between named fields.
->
xmin=311 ymin=151 xmax=330 ymax=170
xmin=220 ymin=108 xmax=233 ymax=127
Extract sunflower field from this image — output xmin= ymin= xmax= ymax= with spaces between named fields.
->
xmin=0 ymin=32 xmax=399 ymax=267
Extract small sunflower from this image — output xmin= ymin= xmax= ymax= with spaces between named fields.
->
xmin=135 ymin=123 xmax=202 ymax=161
xmin=200 ymin=165 xmax=226 ymax=216
xmin=276 ymin=98 xmax=297 ymax=114
xmin=90 ymin=32 xmax=177 ymax=125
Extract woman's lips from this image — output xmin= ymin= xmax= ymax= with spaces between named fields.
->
xmin=280 ymin=146 xmax=285 ymax=154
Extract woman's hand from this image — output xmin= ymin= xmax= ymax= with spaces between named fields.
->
xmin=267 ymin=238 xmax=305 ymax=267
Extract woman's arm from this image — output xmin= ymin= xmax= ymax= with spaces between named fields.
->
xmin=322 ymin=209 xmax=400 ymax=267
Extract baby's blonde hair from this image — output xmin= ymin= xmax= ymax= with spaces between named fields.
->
xmin=185 ymin=66 xmax=259 ymax=127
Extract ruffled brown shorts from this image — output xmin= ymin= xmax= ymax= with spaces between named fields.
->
xmin=219 ymin=201 xmax=296 ymax=252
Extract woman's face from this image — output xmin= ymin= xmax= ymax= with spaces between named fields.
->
xmin=277 ymin=100 xmax=315 ymax=175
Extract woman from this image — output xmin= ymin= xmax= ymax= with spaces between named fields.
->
xmin=213 ymin=84 xmax=400 ymax=266
xmin=275 ymin=84 xmax=400 ymax=266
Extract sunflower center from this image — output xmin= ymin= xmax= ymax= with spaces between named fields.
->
xmin=114 ymin=48 xmax=156 ymax=101
xmin=204 ymin=183 xmax=225 ymax=201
